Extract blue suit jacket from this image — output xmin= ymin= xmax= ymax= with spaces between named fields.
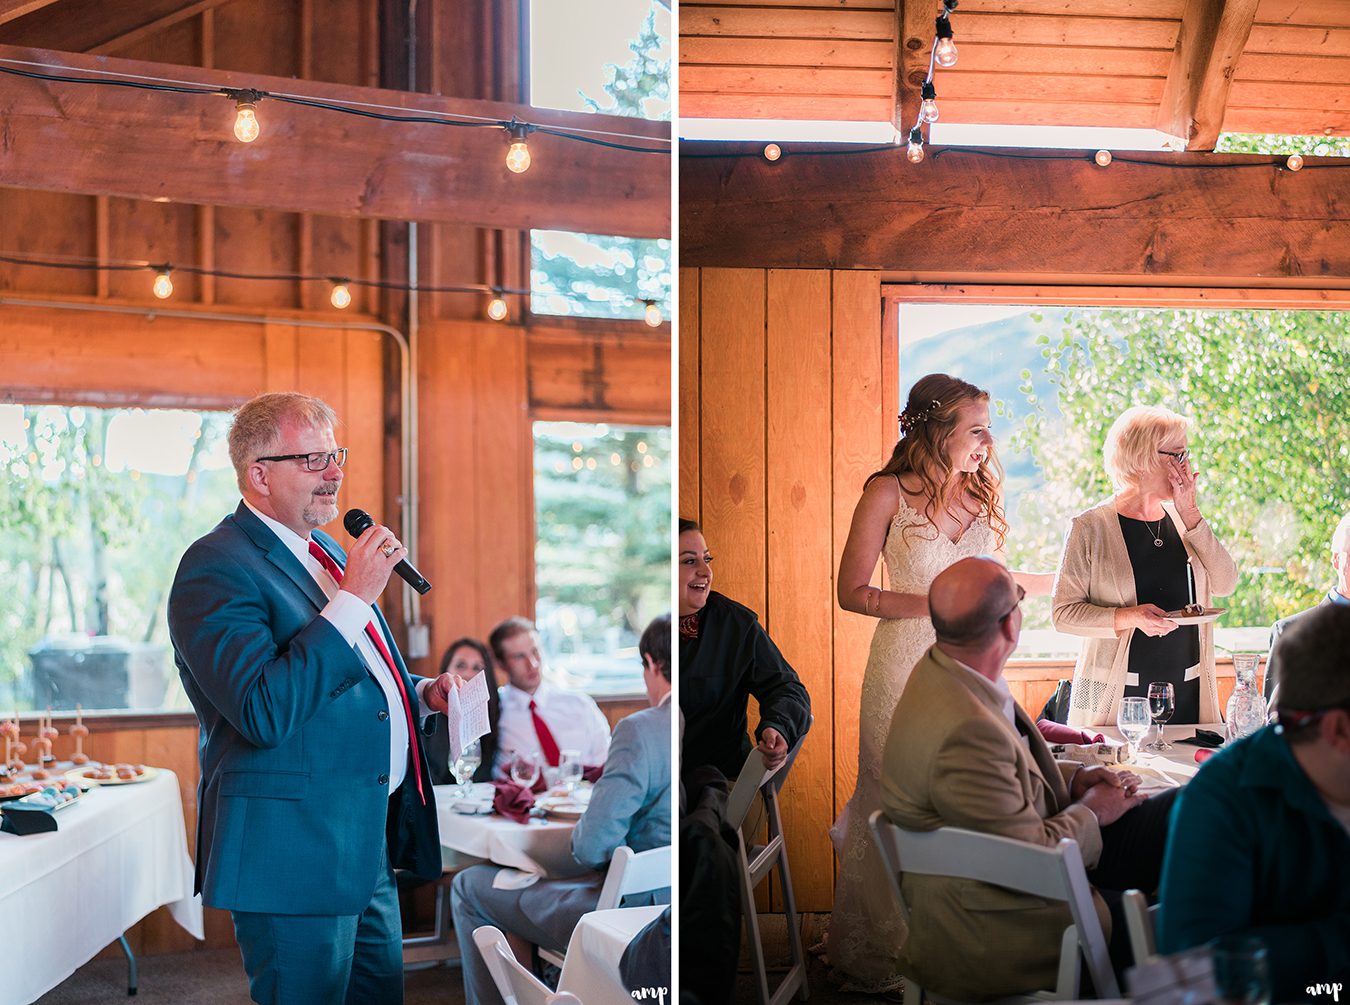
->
xmin=168 ymin=502 xmax=441 ymax=915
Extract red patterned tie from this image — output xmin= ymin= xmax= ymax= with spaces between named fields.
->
xmin=308 ymin=539 xmax=425 ymax=804
xmin=530 ymin=698 xmax=562 ymax=767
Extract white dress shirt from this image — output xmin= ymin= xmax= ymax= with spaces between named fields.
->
xmin=494 ymin=679 xmax=612 ymax=771
xmin=245 ymin=501 xmax=427 ymax=793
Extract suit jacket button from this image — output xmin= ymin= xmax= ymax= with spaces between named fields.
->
xmin=378 ymin=773 xmax=389 ymax=786
xmin=377 ymin=710 xmax=389 ymax=721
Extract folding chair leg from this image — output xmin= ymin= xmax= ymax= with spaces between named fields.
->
xmin=739 ymin=841 xmax=774 ymax=1005
xmin=766 ymin=789 xmax=809 ymax=1004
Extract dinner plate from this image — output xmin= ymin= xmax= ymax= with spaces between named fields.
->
xmin=1163 ymin=607 xmax=1225 ymax=625
xmin=535 ymin=796 xmax=585 ymax=820
xmin=65 ymin=764 xmax=159 ymax=786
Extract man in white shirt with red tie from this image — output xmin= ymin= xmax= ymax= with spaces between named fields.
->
xmin=488 ymin=617 xmax=612 ymax=776
xmin=168 ymin=391 xmax=460 ymax=1005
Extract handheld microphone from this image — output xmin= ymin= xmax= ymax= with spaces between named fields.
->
xmin=343 ymin=508 xmax=432 ymax=595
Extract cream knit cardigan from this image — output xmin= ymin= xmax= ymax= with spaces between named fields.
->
xmin=1052 ymin=498 xmax=1238 ymax=727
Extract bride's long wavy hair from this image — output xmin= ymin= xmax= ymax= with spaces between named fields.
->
xmin=867 ymin=373 xmax=1008 ymax=548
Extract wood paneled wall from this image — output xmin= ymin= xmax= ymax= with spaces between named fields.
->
xmin=680 ymin=266 xmax=887 ymax=913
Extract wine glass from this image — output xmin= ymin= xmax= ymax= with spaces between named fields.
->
xmin=509 ymin=750 xmax=540 ymax=789
xmin=1211 ymin=935 xmax=1271 ymax=1005
xmin=1146 ymin=681 xmax=1175 ymax=751
xmin=559 ymin=749 xmax=583 ymax=795
xmin=1117 ymin=697 xmax=1151 ymax=762
xmin=452 ymin=739 xmax=481 ymax=798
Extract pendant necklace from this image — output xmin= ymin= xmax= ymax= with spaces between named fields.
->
xmin=1145 ymin=517 xmax=1165 ymax=548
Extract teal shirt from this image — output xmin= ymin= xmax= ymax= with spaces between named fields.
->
xmin=1158 ymin=725 xmax=1350 ymax=999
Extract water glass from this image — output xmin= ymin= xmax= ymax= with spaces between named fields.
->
xmin=1117 ymin=697 xmax=1151 ymax=761
xmin=559 ymin=748 xmax=583 ymax=794
xmin=452 ymin=739 xmax=481 ymax=797
xmin=1146 ymin=681 xmax=1175 ymax=751
xmin=508 ymin=750 xmax=540 ymax=789
xmin=1211 ymin=935 xmax=1271 ymax=1005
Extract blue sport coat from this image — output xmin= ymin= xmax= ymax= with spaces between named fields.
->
xmin=168 ymin=502 xmax=441 ymax=915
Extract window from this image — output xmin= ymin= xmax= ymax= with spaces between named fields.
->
xmin=0 ymin=404 xmax=237 ymax=711
xmin=898 ymin=302 xmax=1345 ymax=659
xmin=529 ymin=0 xmax=670 ymax=122
xmin=533 ymin=421 xmax=671 ymax=695
xmin=530 ymin=230 xmax=671 ymax=322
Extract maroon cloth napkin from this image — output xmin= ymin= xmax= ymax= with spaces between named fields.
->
xmin=492 ymin=780 xmax=536 ymax=823
xmin=583 ymin=764 xmax=604 ymax=784
xmin=1035 ymin=719 xmax=1105 ymax=745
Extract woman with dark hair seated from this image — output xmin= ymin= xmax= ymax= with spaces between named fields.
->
xmin=678 ymin=517 xmax=810 ymax=781
xmin=424 ymin=636 xmax=500 ymax=784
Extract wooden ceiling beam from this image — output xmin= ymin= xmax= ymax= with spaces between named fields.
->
xmin=86 ymin=0 xmax=236 ymax=56
xmin=0 ymin=45 xmax=670 ymax=239
xmin=895 ymin=0 xmax=933 ymax=137
xmin=680 ymin=144 xmax=1350 ymax=284
xmin=0 ymin=0 xmax=56 ymax=27
xmin=1156 ymin=0 xmax=1259 ymax=150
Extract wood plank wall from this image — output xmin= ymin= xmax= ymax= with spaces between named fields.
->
xmin=680 ymin=266 xmax=887 ymax=913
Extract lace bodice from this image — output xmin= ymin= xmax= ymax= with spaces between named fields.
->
xmin=882 ymin=493 xmax=998 ymax=594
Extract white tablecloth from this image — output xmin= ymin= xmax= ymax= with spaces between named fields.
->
xmin=0 ymin=769 xmax=203 ymax=1005
xmin=432 ymin=784 xmax=582 ymax=878
xmin=558 ymin=905 xmax=666 ymax=1005
xmin=1100 ymin=722 xmax=1224 ymax=786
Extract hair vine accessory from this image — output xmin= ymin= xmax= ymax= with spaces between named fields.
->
xmin=899 ymin=398 xmax=943 ymax=435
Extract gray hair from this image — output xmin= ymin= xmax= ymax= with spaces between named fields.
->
xmin=228 ymin=392 xmax=337 ymax=491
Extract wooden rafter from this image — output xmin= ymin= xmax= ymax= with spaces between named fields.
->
xmin=895 ymin=0 xmax=935 ymax=137
xmin=1156 ymin=0 xmax=1259 ymax=151
xmin=681 ymin=144 xmax=1350 ymax=284
xmin=0 ymin=0 xmax=55 ymax=27
xmin=85 ymin=0 xmax=237 ymax=56
xmin=0 ymin=44 xmax=670 ymax=239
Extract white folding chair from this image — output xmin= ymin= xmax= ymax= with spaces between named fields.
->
xmin=1122 ymin=888 xmax=1159 ymax=965
xmin=868 ymin=810 xmax=1119 ymax=1004
xmin=474 ymin=926 xmax=583 ymax=1005
xmin=727 ymin=720 xmax=812 ymax=1005
xmin=537 ymin=844 xmax=672 ymax=969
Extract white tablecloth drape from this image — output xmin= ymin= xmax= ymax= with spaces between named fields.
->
xmin=558 ymin=905 xmax=667 ymax=1005
xmin=432 ymin=784 xmax=582 ymax=878
xmin=0 ymin=769 xmax=203 ymax=1005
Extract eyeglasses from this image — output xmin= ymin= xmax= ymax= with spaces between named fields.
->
xmin=1276 ymin=702 xmax=1350 ymax=732
xmin=255 ymin=448 xmax=348 ymax=471
xmin=1158 ymin=449 xmax=1190 ymax=463
xmin=1000 ymin=583 xmax=1026 ymax=621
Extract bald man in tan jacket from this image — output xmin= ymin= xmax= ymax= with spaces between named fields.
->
xmin=880 ymin=557 xmax=1172 ymax=1000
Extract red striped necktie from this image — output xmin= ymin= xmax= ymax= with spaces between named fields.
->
xmin=308 ymin=539 xmax=425 ymax=804
xmin=530 ymin=698 xmax=562 ymax=767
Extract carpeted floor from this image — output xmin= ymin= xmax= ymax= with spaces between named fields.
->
xmin=37 ymin=947 xmax=468 ymax=1004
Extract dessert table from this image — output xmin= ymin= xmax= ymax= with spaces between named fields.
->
xmin=432 ymin=784 xmax=586 ymax=878
xmin=557 ymin=905 xmax=667 ymax=1005
xmin=0 ymin=768 xmax=203 ymax=1004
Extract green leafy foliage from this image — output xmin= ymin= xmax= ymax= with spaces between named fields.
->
xmin=578 ymin=8 xmax=670 ymax=121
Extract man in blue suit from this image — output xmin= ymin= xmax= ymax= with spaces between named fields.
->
xmin=168 ymin=392 xmax=457 ymax=1005
xmin=452 ymin=614 xmax=674 ymax=1005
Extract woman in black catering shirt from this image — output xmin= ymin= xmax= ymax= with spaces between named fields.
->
xmin=678 ymin=518 xmax=810 ymax=781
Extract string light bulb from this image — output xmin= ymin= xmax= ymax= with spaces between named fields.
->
xmin=934 ymin=11 xmax=958 ymax=68
xmin=1094 ymin=149 xmax=1113 ymax=167
xmin=906 ymin=125 xmax=925 ymax=164
xmin=1286 ymin=153 xmax=1304 ymax=171
xmin=763 ymin=143 xmax=782 ymax=162
xmin=329 ymin=280 xmax=352 ymax=309
xmin=227 ymin=89 xmax=263 ymax=143
xmin=151 ymin=268 xmax=173 ymax=300
xmin=643 ymin=300 xmax=663 ymax=327
xmin=487 ymin=294 xmax=509 ymax=321
xmin=504 ymin=122 xmax=532 ymax=174
xmin=919 ymin=81 xmax=939 ymax=124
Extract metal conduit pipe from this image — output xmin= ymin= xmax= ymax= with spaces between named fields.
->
xmin=0 ymin=295 xmax=428 ymax=651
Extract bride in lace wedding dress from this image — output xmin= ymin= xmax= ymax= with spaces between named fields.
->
xmin=825 ymin=373 xmax=1047 ymax=995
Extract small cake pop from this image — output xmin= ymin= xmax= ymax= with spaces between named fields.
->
xmin=70 ymin=704 xmax=90 ymax=765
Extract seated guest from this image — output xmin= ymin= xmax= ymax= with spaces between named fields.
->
xmin=488 ymin=616 xmax=610 ymax=774
xmin=679 ymin=519 xmax=810 ymax=778
xmin=1158 ymin=604 xmax=1350 ymax=998
xmin=1264 ymin=510 xmax=1350 ymax=704
xmin=425 ymin=637 xmax=500 ymax=785
xmin=883 ymin=557 xmax=1177 ymax=999
xmin=453 ymin=615 xmax=673 ymax=1005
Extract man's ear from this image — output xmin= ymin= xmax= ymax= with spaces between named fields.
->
xmin=1323 ymin=708 xmax=1350 ymax=755
xmin=245 ymin=461 xmax=270 ymax=497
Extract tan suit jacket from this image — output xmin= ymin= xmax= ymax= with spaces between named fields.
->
xmin=880 ymin=645 xmax=1110 ymax=1001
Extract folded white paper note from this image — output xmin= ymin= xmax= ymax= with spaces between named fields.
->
xmin=445 ymin=670 xmax=492 ymax=764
